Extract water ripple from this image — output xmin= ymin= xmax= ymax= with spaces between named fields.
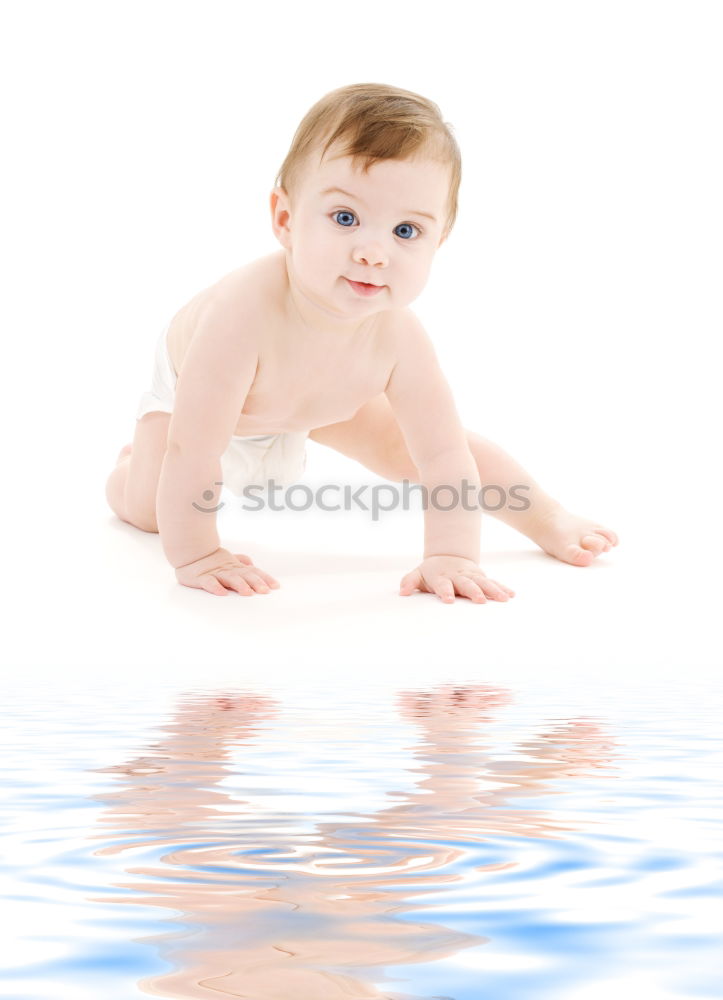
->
xmin=1 ymin=681 xmax=722 ymax=999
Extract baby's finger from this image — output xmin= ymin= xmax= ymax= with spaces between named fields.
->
xmin=200 ymin=576 xmax=231 ymax=597
xmin=234 ymin=553 xmax=254 ymax=565
xmin=216 ymin=572 xmax=254 ymax=596
xmin=434 ymin=578 xmax=456 ymax=604
xmin=454 ymin=576 xmax=487 ymax=603
xmin=244 ymin=572 xmax=271 ymax=594
xmin=254 ymin=569 xmax=280 ymax=589
xmin=471 ymin=575 xmax=512 ymax=601
xmin=399 ymin=568 xmax=422 ymax=596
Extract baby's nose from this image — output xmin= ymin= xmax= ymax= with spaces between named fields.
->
xmin=353 ymin=241 xmax=388 ymax=267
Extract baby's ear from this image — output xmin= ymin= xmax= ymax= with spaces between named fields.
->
xmin=269 ymin=186 xmax=289 ymax=217
xmin=270 ymin=186 xmax=292 ymax=248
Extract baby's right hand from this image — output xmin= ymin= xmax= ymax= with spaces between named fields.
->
xmin=175 ymin=547 xmax=280 ymax=597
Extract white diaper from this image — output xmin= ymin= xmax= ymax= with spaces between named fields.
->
xmin=136 ymin=325 xmax=308 ymax=497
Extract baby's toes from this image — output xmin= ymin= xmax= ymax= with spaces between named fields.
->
xmin=564 ymin=543 xmax=596 ymax=566
xmin=596 ymin=527 xmax=619 ymax=547
xmin=580 ymin=533 xmax=609 ymax=555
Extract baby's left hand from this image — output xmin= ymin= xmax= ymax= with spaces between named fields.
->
xmin=399 ymin=555 xmax=515 ymax=604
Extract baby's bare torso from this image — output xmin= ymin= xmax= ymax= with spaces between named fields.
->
xmin=166 ymin=250 xmax=396 ymax=436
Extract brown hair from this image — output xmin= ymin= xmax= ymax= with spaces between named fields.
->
xmin=274 ymin=82 xmax=462 ymax=238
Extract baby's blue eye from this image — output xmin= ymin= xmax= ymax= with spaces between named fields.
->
xmin=334 ymin=210 xmax=356 ymax=227
xmin=395 ymin=223 xmax=419 ymax=240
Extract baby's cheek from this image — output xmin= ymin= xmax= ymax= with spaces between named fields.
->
xmin=318 ymin=233 xmax=342 ymax=263
xmin=408 ymin=266 xmax=432 ymax=297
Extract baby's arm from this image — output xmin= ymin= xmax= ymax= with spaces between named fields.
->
xmin=385 ymin=310 xmax=514 ymax=604
xmin=156 ymin=302 xmax=277 ymax=597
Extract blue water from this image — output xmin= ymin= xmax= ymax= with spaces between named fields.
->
xmin=1 ymin=680 xmax=722 ymax=999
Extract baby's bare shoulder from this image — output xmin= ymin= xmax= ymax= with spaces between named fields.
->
xmin=376 ymin=306 xmax=428 ymax=354
xmin=168 ymin=252 xmax=284 ymax=373
xmin=216 ymin=251 xmax=285 ymax=308
xmin=200 ymin=252 xmax=284 ymax=333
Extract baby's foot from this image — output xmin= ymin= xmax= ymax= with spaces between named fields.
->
xmin=526 ymin=505 xmax=619 ymax=567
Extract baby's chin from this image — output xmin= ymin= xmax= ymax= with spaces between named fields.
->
xmin=287 ymin=274 xmax=376 ymax=325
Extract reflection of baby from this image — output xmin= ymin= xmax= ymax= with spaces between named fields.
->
xmin=105 ymin=82 xmax=617 ymax=603
xmin=90 ymin=687 xmax=615 ymax=999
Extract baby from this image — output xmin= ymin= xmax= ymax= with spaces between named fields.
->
xmin=105 ymin=82 xmax=617 ymax=604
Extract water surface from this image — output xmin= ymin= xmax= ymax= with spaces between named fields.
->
xmin=1 ymin=679 xmax=721 ymax=999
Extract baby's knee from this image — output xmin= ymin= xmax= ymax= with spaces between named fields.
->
xmin=127 ymin=510 xmax=159 ymax=533
xmin=108 ymin=478 xmax=158 ymax=533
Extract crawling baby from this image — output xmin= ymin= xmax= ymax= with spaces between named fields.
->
xmin=105 ymin=82 xmax=617 ymax=604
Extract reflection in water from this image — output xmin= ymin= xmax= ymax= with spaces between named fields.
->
xmin=88 ymin=687 xmax=616 ymax=998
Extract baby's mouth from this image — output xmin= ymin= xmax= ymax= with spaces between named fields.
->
xmin=345 ymin=277 xmax=385 ymax=297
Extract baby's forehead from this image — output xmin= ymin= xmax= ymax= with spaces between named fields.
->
xmin=302 ymin=149 xmax=451 ymax=200
xmin=320 ymin=147 xmax=443 ymax=177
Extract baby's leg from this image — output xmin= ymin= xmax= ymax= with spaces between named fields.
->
xmin=462 ymin=431 xmax=618 ymax=566
xmin=309 ymin=395 xmax=618 ymax=567
xmin=105 ymin=411 xmax=171 ymax=532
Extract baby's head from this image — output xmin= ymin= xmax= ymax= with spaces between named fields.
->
xmin=274 ymin=82 xmax=461 ymax=242
xmin=271 ymin=83 xmax=461 ymax=316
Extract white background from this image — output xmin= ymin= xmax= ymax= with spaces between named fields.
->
xmin=1 ymin=0 xmax=721 ymax=684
